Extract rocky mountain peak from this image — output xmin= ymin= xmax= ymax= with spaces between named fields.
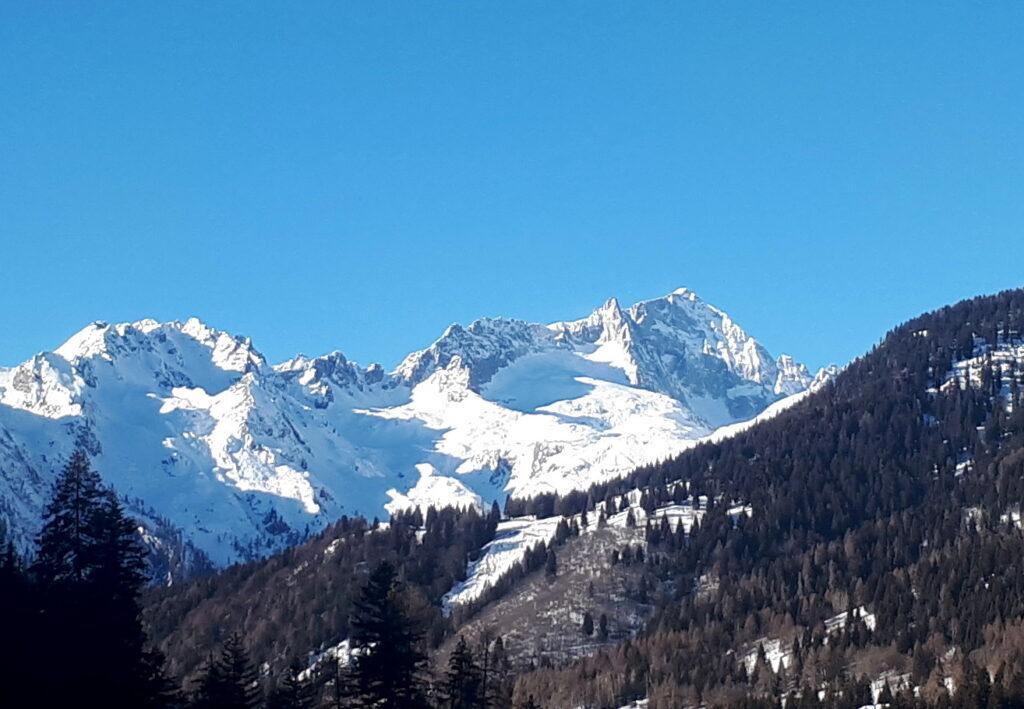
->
xmin=0 ymin=290 xmax=818 ymax=568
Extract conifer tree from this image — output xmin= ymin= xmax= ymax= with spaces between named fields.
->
xmin=349 ymin=561 xmax=429 ymax=708
xmin=877 ymin=682 xmax=895 ymax=704
xmin=33 ymin=449 xmax=107 ymax=587
xmin=31 ymin=449 xmax=174 ymax=706
xmin=442 ymin=636 xmax=482 ymax=709
xmin=484 ymin=634 xmax=513 ymax=709
xmin=192 ymin=634 xmax=260 ymax=709
xmin=625 ymin=507 xmax=636 ymax=528
xmin=544 ymin=549 xmax=557 ymax=579
xmin=91 ymin=490 xmax=173 ymax=703
xmin=267 ymin=662 xmax=314 ymax=709
xmin=581 ymin=611 xmax=594 ymax=636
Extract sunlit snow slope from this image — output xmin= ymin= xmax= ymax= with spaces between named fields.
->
xmin=0 ymin=288 xmax=827 ymax=567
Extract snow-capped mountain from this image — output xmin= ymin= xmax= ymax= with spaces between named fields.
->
xmin=0 ymin=288 xmax=826 ymax=568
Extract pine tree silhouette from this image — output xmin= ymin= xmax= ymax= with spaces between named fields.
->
xmin=544 ymin=549 xmax=557 ymax=579
xmin=349 ymin=561 xmax=429 ymax=708
xmin=33 ymin=449 xmax=107 ymax=587
xmin=441 ymin=635 xmax=482 ymax=709
xmin=267 ymin=662 xmax=314 ymax=709
xmin=192 ymin=634 xmax=260 ymax=709
xmin=31 ymin=449 xmax=174 ymax=705
xmin=581 ymin=611 xmax=594 ymax=637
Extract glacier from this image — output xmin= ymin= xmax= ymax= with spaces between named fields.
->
xmin=0 ymin=288 xmax=826 ymax=568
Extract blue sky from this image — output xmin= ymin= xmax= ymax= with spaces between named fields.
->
xmin=1 ymin=3 xmax=1021 ymax=372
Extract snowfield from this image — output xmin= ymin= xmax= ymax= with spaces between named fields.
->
xmin=0 ymin=288 xmax=829 ymax=566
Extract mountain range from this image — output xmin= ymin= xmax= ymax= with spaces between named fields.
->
xmin=0 ymin=287 xmax=829 ymax=568
xmin=139 ymin=287 xmax=1024 ymax=708
xmin=9 ymin=285 xmax=1024 ymax=707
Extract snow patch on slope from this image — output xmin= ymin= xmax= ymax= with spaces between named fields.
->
xmin=938 ymin=334 xmax=1024 ymax=411
xmin=442 ymin=516 xmax=565 ymax=614
xmin=385 ymin=464 xmax=483 ymax=516
xmin=441 ymin=492 xmax=753 ymax=613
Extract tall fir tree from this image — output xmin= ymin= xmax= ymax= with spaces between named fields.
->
xmin=191 ymin=634 xmax=260 ymax=709
xmin=31 ymin=449 xmax=174 ymax=706
xmin=267 ymin=662 xmax=314 ymax=709
xmin=33 ymin=449 xmax=107 ymax=587
xmin=349 ymin=561 xmax=429 ymax=709
xmin=441 ymin=636 xmax=482 ymax=709
xmin=92 ymin=489 xmax=175 ymax=704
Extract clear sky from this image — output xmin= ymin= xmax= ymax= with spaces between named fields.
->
xmin=1 ymin=3 xmax=1022 ymax=372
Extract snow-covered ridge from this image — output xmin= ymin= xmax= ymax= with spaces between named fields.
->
xmin=0 ymin=288 xmax=829 ymax=567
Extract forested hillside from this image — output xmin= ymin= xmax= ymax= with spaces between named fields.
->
xmin=144 ymin=504 xmax=501 ymax=685
xmin=509 ymin=289 xmax=1024 ymax=707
